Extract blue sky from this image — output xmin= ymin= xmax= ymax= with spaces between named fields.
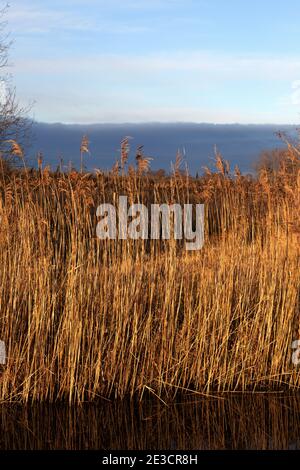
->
xmin=6 ymin=0 xmax=300 ymax=123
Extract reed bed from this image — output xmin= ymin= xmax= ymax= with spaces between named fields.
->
xmin=0 ymin=146 xmax=299 ymax=402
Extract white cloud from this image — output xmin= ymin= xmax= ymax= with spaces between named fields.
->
xmin=6 ymin=3 xmax=152 ymax=34
xmin=58 ymin=0 xmax=191 ymax=9
xmin=16 ymin=90 xmax=276 ymax=124
xmin=13 ymin=52 xmax=300 ymax=82
xmin=16 ymin=83 xmax=296 ymax=125
xmin=291 ymin=80 xmax=300 ymax=105
xmin=7 ymin=0 xmax=204 ymax=35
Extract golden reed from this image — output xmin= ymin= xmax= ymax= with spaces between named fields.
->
xmin=0 ymin=145 xmax=299 ymax=402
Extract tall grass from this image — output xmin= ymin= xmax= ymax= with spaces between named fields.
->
xmin=0 ymin=145 xmax=299 ymax=402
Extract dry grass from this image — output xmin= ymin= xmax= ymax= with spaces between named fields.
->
xmin=0 ymin=146 xmax=299 ymax=403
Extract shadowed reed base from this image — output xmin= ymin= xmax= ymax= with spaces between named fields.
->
xmin=0 ymin=395 xmax=300 ymax=450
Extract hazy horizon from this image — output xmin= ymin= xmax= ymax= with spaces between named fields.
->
xmin=28 ymin=121 xmax=295 ymax=175
xmin=35 ymin=120 xmax=300 ymax=126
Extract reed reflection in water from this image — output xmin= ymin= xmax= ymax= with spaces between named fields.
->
xmin=0 ymin=395 xmax=300 ymax=450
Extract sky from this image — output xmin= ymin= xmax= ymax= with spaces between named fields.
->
xmin=5 ymin=0 xmax=300 ymax=124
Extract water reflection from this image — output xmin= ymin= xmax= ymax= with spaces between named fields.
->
xmin=0 ymin=394 xmax=300 ymax=450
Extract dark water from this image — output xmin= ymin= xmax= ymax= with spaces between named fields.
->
xmin=1 ymin=395 xmax=300 ymax=450
xmin=28 ymin=122 xmax=296 ymax=175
